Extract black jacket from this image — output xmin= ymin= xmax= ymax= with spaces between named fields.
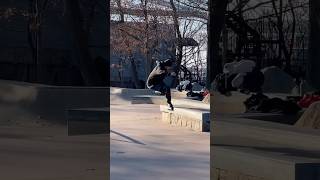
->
xmin=146 ymin=61 xmax=168 ymax=89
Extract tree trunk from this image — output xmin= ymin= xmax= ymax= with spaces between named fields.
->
xmin=286 ymin=0 xmax=296 ymax=73
xmin=107 ymin=0 xmax=110 ymax=87
xmin=115 ymin=0 xmax=124 ymax=23
xmin=308 ymin=0 xmax=320 ymax=89
xmin=208 ymin=0 xmax=228 ymax=87
xmin=141 ymin=0 xmax=152 ymax=88
xmin=170 ymin=0 xmax=183 ymax=86
xmin=222 ymin=27 xmax=228 ymax=66
xmin=129 ymin=56 xmax=141 ymax=89
xmin=272 ymin=0 xmax=291 ymax=73
xmin=64 ymin=0 xmax=103 ymax=86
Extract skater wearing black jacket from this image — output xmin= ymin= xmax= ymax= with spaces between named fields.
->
xmin=146 ymin=59 xmax=176 ymax=111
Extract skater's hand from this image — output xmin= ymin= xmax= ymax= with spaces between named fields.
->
xmin=158 ymin=69 xmax=165 ymax=74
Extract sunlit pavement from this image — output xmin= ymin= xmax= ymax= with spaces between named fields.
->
xmin=110 ymin=103 xmax=209 ymax=180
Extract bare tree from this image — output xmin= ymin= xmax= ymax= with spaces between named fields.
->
xmin=110 ymin=21 xmax=145 ymax=88
xmin=224 ymin=0 xmax=308 ymax=76
xmin=111 ymin=0 xmax=209 ymax=87
xmin=110 ymin=0 xmax=176 ymax=88
xmin=64 ymin=0 xmax=104 ymax=86
xmin=169 ymin=0 xmax=183 ymax=75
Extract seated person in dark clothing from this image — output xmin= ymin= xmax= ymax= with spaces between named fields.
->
xmin=214 ymin=59 xmax=264 ymax=95
xmin=235 ymin=67 xmax=264 ymax=94
xmin=146 ymin=59 xmax=176 ymax=111
xmin=214 ymin=73 xmax=238 ymax=96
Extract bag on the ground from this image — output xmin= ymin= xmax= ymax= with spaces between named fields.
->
xmin=244 ymin=93 xmax=301 ymax=114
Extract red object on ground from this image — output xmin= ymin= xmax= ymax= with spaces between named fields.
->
xmin=202 ymin=89 xmax=210 ymax=97
xmin=298 ymin=95 xmax=320 ymax=108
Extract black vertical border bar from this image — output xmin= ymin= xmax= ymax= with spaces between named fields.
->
xmin=106 ymin=0 xmax=111 ymax=179
xmin=208 ymin=1 xmax=213 ymax=179
xmin=308 ymin=0 xmax=320 ymax=89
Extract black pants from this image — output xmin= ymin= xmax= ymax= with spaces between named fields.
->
xmin=151 ymin=83 xmax=172 ymax=105
xmin=165 ymin=87 xmax=172 ymax=105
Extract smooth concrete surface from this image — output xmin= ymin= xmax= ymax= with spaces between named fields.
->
xmin=212 ymin=112 xmax=320 ymax=179
xmin=0 ymin=124 xmax=108 ymax=180
xmin=110 ymin=87 xmax=155 ymax=105
xmin=0 ymin=80 xmax=109 ymax=123
xmin=172 ymin=99 xmax=210 ymax=110
xmin=132 ymin=95 xmax=210 ymax=110
xmin=213 ymin=145 xmax=320 ymax=180
xmin=212 ymin=90 xmax=320 ymax=179
xmin=0 ymin=80 xmax=109 ymax=179
xmin=131 ymin=95 xmax=165 ymax=105
xmin=110 ymin=95 xmax=209 ymax=180
xmin=211 ymin=90 xmax=320 ymax=179
xmin=67 ymin=108 xmax=109 ymax=136
xmin=213 ymin=115 xmax=320 ymax=150
xmin=111 ymin=87 xmax=155 ymax=97
xmin=212 ymin=91 xmax=249 ymax=113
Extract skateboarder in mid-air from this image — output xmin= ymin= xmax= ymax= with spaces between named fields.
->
xmin=146 ymin=59 xmax=176 ymax=111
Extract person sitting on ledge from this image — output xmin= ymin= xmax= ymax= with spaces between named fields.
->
xmin=214 ymin=59 xmax=264 ymax=96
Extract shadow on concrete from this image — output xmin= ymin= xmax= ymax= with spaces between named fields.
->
xmin=111 ymin=130 xmax=146 ymax=145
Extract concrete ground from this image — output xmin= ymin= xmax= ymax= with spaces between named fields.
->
xmin=211 ymin=91 xmax=320 ymax=179
xmin=0 ymin=81 xmax=110 ymax=179
xmin=110 ymin=96 xmax=210 ymax=180
xmin=0 ymin=87 xmax=209 ymax=180
xmin=0 ymin=124 xmax=108 ymax=180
